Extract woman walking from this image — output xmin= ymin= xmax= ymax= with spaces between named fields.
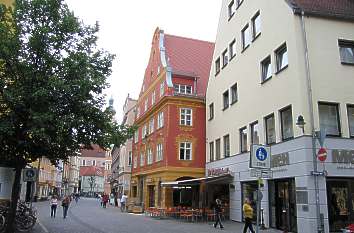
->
xmin=50 ymin=195 xmax=58 ymax=218
xmin=213 ymin=199 xmax=224 ymax=229
xmin=243 ymin=198 xmax=255 ymax=233
xmin=61 ymin=195 xmax=71 ymax=219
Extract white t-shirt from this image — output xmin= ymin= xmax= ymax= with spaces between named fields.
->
xmin=50 ymin=198 xmax=58 ymax=206
xmin=120 ymin=195 xmax=127 ymax=203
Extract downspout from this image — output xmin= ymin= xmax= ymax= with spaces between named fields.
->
xmin=300 ymin=11 xmax=323 ymax=233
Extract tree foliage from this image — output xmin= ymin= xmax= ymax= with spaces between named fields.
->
xmin=0 ymin=0 xmax=134 ymax=168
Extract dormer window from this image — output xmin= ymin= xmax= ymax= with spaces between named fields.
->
xmin=174 ymin=84 xmax=193 ymax=95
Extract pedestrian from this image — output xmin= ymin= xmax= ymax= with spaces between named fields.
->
xmin=75 ymin=193 xmax=80 ymax=203
xmin=61 ymin=195 xmax=71 ymax=219
xmin=114 ymin=194 xmax=118 ymax=207
xmin=213 ymin=199 xmax=224 ymax=229
xmin=243 ymin=198 xmax=255 ymax=233
xmin=120 ymin=193 xmax=127 ymax=212
xmin=50 ymin=195 xmax=58 ymax=218
xmin=102 ymin=193 xmax=109 ymax=208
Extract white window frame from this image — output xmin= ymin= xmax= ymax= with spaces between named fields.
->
xmin=156 ymin=143 xmax=163 ymax=161
xmin=140 ymin=152 xmax=145 ymax=166
xmin=174 ymin=84 xmax=193 ymax=95
xmin=149 ymin=118 xmax=154 ymax=134
xmin=147 ymin=148 xmax=153 ymax=165
xmin=160 ymin=81 xmax=165 ymax=97
xmin=134 ymin=129 xmax=139 ymax=143
xmin=242 ymin=24 xmax=251 ymax=49
xmin=179 ymin=142 xmax=192 ymax=160
xmin=133 ymin=156 xmax=137 ymax=168
xmin=157 ymin=111 xmax=164 ymax=128
xmin=144 ymin=99 xmax=148 ymax=112
xmin=180 ymin=108 xmax=192 ymax=126
xmin=252 ymin=11 xmax=261 ymax=39
xmin=152 ymin=91 xmax=156 ymax=105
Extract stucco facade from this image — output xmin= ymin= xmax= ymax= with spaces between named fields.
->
xmin=206 ymin=1 xmax=354 ymax=233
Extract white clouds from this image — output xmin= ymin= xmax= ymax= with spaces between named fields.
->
xmin=65 ymin=0 xmax=221 ymax=121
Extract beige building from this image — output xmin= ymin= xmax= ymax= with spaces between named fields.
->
xmin=62 ymin=156 xmax=80 ymax=195
xmin=111 ymin=95 xmax=137 ymax=197
xmin=206 ymin=1 xmax=354 ymax=233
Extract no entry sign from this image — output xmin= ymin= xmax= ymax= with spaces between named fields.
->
xmin=317 ymin=147 xmax=327 ymax=162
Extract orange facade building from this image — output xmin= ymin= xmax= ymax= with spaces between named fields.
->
xmin=130 ymin=28 xmax=214 ymax=210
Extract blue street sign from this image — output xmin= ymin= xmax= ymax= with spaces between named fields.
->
xmin=256 ymin=148 xmax=268 ymax=161
xmin=250 ymin=145 xmax=271 ymax=169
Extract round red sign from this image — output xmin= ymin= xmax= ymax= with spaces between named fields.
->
xmin=317 ymin=147 xmax=327 ymax=162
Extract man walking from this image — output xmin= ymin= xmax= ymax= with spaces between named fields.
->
xmin=243 ymin=198 xmax=255 ymax=233
xmin=213 ymin=199 xmax=224 ymax=229
xmin=120 ymin=193 xmax=127 ymax=212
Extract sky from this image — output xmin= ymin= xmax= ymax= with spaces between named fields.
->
xmin=65 ymin=0 xmax=222 ymax=122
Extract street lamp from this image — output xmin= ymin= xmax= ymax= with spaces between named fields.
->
xmin=296 ymin=115 xmax=306 ymax=134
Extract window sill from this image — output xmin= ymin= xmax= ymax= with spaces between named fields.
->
xmin=241 ymin=44 xmax=250 ymax=53
xmin=261 ymin=76 xmax=272 ymax=85
xmin=222 ymin=106 xmax=229 ymax=111
xmin=215 ymin=70 xmax=220 ymax=77
xmin=229 ymin=54 xmax=236 ymax=62
xmin=222 ymin=63 xmax=228 ymax=70
xmin=228 ymin=13 xmax=235 ymax=21
xmin=275 ymin=65 xmax=288 ymax=74
xmin=231 ymin=100 xmax=238 ymax=106
xmin=252 ymin=32 xmax=261 ymax=42
xmin=341 ymin=61 xmax=354 ymax=66
xmin=208 ymin=117 xmax=214 ymax=121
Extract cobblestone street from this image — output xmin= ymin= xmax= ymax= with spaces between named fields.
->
xmin=32 ymin=198 xmax=282 ymax=233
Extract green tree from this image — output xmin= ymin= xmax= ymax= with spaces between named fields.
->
xmin=0 ymin=0 xmax=134 ymax=232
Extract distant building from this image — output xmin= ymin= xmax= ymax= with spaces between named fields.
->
xmin=111 ymin=95 xmax=137 ymax=197
xmin=79 ymin=166 xmax=104 ymax=195
xmin=130 ymin=28 xmax=214 ymax=210
xmin=62 ymin=156 xmax=80 ymax=195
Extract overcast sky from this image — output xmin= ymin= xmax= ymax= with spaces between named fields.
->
xmin=65 ymin=0 xmax=221 ymax=122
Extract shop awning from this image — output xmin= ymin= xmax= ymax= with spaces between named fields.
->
xmin=160 ymin=174 xmax=233 ymax=187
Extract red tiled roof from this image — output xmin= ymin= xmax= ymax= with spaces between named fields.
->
xmin=287 ymin=0 xmax=354 ymax=20
xmin=80 ymin=166 xmax=104 ymax=177
xmin=164 ymin=34 xmax=215 ymax=96
xmin=80 ymin=144 xmax=106 ymax=158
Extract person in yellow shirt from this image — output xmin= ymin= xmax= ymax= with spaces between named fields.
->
xmin=243 ymin=198 xmax=255 ymax=233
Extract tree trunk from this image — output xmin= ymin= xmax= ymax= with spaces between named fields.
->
xmin=5 ymin=166 xmax=23 ymax=233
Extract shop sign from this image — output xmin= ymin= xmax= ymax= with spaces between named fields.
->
xmin=271 ymin=152 xmax=290 ymax=168
xmin=207 ymin=167 xmax=230 ymax=177
xmin=332 ymin=149 xmax=354 ymax=169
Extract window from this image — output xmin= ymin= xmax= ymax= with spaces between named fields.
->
xmin=133 ymin=156 xmax=137 ymax=168
xmin=223 ymin=135 xmax=230 ymax=157
xmin=231 ymin=83 xmax=238 ymax=104
xmin=215 ymin=58 xmax=221 ymax=75
xmin=265 ymin=114 xmax=276 ymax=144
xmin=160 ymin=81 xmax=165 ymax=97
xmin=228 ymin=0 xmax=235 ymax=19
xmin=215 ymin=139 xmax=221 ymax=160
xmin=92 ymin=160 xmax=96 ymax=166
xmin=209 ymin=142 xmax=214 ymax=162
xmin=252 ymin=11 xmax=261 ymax=39
xmin=180 ymin=108 xmax=192 ymax=126
xmin=82 ymin=159 xmax=86 ymax=166
xmin=229 ymin=40 xmax=236 ymax=59
xmin=136 ymin=107 xmax=140 ymax=118
xmin=276 ymin=43 xmax=288 ymax=72
xmin=142 ymin=124 xmax=147 ymax=138
xmin=348 ymin=105 xmax=354 ymax=137
xmin=144 ymin=99 xmax=148 ymax=112
xmin=157 ymin=111 xmax=164 ymax=128
xmin=339 ymin=40 xmax=354 ymax=64
xmin=280 ymin=106 xmax=294 ymax=140
xmin=156 ymin=143 xmax=163 ymax=161
xmin=236 ymin=0 xmax=243 ymax=8
xmin=209 ymin=103 xmax=214 ymax=120
xmin=140 ymin=152 xmax=145 ymax=166
xmin=261 ymin=56 xmax=272 ymax=82
xmin=149 ymin=118 xmax=154 ymax=134
xmin=152 ymin=91 xmax=156 ymax=105
xmin=179 ymin=142 xmax=192 ymax=160
xmin=222 ymin=49 xmax=229 ymax=68
xmin=250 ymin=122 xmax=259 ymax=145
xmin=174 ymin=84 xmax=193 ymax=95
xmin=240 ymin=127 xmax=247 ymax=152
xmin=134 ymin=129 xmax=139 ymax=143
xmin=147 ymin=148 xmax=153 ymax=165
xmin=242 ymin=24 xmax=251 ymax=50
xmin=319 ymin=103 xmax=341 ymax=136
xmin=128 ymin=152 xmax=132 ymax=166
xmin=223 ymin=90 xmax=229 ymax=110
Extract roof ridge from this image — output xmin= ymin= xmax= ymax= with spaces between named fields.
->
xmin=164 ymin=33 xmax=214 ymax=45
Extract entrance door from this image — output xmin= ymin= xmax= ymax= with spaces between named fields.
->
xmin=148 ymin=185 xmax=155 ymax=207
xmin=270 ymin=179 xmax=297 ymax=232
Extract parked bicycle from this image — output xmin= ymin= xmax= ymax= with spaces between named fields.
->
xmin=0 ymin=201 xmax=37 ymax=233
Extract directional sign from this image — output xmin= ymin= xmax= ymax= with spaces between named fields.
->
xmin=23 ymin=168 xmax=37 ymax=182
xmin=250 ymin=145 xmax=271 ymax=169
xmin=317 ymin=147 xmax=327 ymax=162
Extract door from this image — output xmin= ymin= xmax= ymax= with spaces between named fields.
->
xmin=148 ymin=185 xmax=155 ymax=207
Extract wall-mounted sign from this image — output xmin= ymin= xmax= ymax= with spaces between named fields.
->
xmin=271 ymin=152 xmax=289 ymax=168
xmin=250 ymin=145 xmax=271 ymax=169
xmin=332 ymin=149 xmax=354 ymax=169
xmin=207 ymin=167 xmax=230 ymax=177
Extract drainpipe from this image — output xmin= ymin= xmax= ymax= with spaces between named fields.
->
xmin=300 ymin=11 xmax=323 ymax=233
